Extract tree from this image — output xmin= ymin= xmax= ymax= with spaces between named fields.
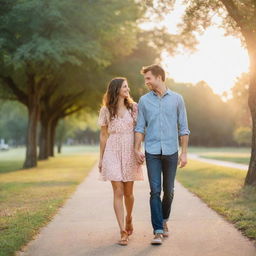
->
xmin=147 ymin=0 xmax=256 ymax=186
xmin=38 ymin=66 xmax=91 ymax=160
xmin=0 ymin=0 xmax=143 ymax=168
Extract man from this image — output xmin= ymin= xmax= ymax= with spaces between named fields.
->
xmin=134 ymin=64 xmax=190 ymax=245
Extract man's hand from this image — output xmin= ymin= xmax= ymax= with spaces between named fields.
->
xmin=178 ymin=152 xmax=187 ymax=168
xmin=135 ymin=150 xmax=145 ymax=165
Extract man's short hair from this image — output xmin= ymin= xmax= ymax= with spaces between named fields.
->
xmin=140 ymin=64 xmax=165 ymax=81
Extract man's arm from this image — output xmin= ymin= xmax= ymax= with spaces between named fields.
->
xmin=179 ymin=135 xmax=189 ymax=168
xmin=134 ymin=132 xmax=145 ymax=164
xmin=134 ymin=99 xmax=146 ymax=164
xmin=177 ymin=95 xmax=190 ymax=168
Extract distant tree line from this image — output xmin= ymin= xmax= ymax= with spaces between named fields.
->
xmin=1 ymin=74 xmax=250 ymax=149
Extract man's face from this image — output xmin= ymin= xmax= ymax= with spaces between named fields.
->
xmin=143 ymin=71 xmax=161 ymax=90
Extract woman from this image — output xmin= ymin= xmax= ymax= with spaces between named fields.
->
xmin=98 ymin=77 xmax=143 ymax=246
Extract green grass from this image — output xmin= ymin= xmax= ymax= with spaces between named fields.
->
xmin=0 ymin=145 xmax=99 ymax=174
xmin=0 ymin=146 xmax=98 ymax=256
xmin=177 ymin=160 xmax=256 ymax=240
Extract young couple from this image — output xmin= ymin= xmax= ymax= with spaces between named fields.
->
xmin=98 ymin=64 xmax=190 ymax=246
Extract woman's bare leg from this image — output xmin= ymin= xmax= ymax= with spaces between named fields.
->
xmin=123 ymin=182 xmax=134 ymax=235
xmin=123 ymin=181 xmax=134 ymax=219
xmin=111 ymin=181 xmax=125 ymax=232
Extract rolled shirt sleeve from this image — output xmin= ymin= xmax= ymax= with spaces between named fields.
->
xmin=135 ymin=98 xmax=146 ymax=134
xmin=177 ymin=95 xmax=190 ymax=136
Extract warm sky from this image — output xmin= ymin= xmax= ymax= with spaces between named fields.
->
xmin=141 ymin=1 xmax=249 ymax=96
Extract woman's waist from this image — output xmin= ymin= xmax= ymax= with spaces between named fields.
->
xmin=108 ymin=131 xmax=134 ymax=135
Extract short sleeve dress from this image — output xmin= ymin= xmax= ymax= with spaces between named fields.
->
xmin=98 ymin=103 xmax=144 ymax=182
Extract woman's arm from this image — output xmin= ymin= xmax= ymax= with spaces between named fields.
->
xmin=98 ymin=125 xmax=109 ymax=171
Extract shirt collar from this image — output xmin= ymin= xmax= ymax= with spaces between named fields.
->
xmin=151 ymin=88 xmax=172 ymax=97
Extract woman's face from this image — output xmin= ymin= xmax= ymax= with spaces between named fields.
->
xmin=119 ymin=80 xmax=130 ymax=98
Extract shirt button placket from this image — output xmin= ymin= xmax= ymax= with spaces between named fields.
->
xmin=160 ymin=98 xmax=163 ymax=153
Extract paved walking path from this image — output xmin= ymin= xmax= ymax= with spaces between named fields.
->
xmin=18 ymin=163 xmax=256 ymax=256
xmin=188 ymin=153 xmax=248 ymax=170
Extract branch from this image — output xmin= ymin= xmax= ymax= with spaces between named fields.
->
xmin=52 ymin=105 xmax=84 ymax=123
xmin=52 ymin=89 xmax=86 ymax=114
xmin=221 ymin=0 xmax=256 ymax=52
xmin=40 ymin=82 xmax=60 ymax=111
xmin=220 ymin=0 xmax=245 ymax=29
xmin=1 ymin=77 xmax=28 ymax=105
xmin=62 ymin=105 xmax=85 ymax=117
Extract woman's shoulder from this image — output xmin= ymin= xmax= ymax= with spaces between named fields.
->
xmin=98 ymin=106 xmax=110 ymax=126
xmin=99 ymin=105 xmax=109 ymax=113
xmin=99 ymin=106 xmax=110 ymax=119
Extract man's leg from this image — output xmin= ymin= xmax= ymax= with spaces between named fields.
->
xmin=162 ymin=151 xmax=178 ymax=222
xmin=145 ymin=151 xmax=163 ymax=234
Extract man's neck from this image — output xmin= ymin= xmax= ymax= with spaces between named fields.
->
xmin=153 ymin=84 xmax=167 ymax=97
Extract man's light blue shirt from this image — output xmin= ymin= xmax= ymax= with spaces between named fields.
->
xmin=135 ymin=89 xmax=190 ymax=155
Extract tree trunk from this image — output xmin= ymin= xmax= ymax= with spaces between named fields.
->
xmin=57 ymin=140 xmax=62 ymax=154
xmin=49 ymin=119 xmax=58 ymax=157
xmin=23 ymin=98 xmax=40 ymax=168
xmin=38 ymin=117 xmax=51 ymax=160
xmin=245 ymin=49 xmax=256 ymax=186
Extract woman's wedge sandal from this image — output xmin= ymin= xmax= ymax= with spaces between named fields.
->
xmin=118 ymin=230 xmax=129 ymax=246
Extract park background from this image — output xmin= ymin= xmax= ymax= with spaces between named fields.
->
xmin=0 ymin=0 xmax=256 ymax=255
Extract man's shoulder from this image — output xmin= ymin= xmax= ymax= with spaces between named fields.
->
xmin=169 ymin=91 xmax=186 ymax=105
xmin=139 ymin=91 xmax=152 ymax=102
xmin=168 ymin=89 xmax=182 ymax=99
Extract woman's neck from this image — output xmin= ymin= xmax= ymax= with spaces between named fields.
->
xmin=117 ymin=97 xmax=125 ymax=108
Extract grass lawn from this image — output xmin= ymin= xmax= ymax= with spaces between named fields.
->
xmin=0 ymin=145 xmax=99 ymax=174
xmin=177 ymin=160 xmax=256 ymax=241
xmin=0 ymin=145 xmax=98 ymax=256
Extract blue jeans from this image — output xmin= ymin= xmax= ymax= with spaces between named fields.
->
xmin=145 ymin=151 xmax=178 ymax=234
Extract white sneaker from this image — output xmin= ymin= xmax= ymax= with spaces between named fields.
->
xmin=151 ymin=233 xmax=163 ymax=245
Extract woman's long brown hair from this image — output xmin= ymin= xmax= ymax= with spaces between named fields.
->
xmin=102 ymin=77 xmax=134 ymax=120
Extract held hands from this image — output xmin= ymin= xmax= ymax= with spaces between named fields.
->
xmin=98 ymin=159 xmax=103 ymax=172
xmin=135 ymin=150 xmax=145 ymax=165
xmin=178 ymin=152 xmax=187 ymax=168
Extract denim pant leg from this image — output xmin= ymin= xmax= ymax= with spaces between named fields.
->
xmin=145 ymin=152 xmax=163 ymax=234
xmin=162 ymin=151 xmax=178 ymax=221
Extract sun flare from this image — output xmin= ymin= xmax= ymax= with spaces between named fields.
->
xmin=161 ymin=27 xmax=249 ymax=95
xmin=141 ymin=1 xmax=250 ymax=95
